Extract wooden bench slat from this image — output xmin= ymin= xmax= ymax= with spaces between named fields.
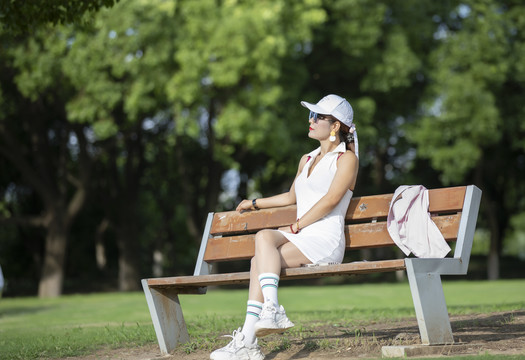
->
xmin=347 ymin=186 xmax=466 ymax=220
xmin=210 ymin=205 xmax=297 ymax=236
xmin=346 ymin=213 xmax=460 ymax=248
xmin=204 ymin=214 xmax=461 ymax=263
xmin=146 ymin=259 xmax=406 ymax=289
xmin=210 ymin=186 xmax=466 ymax=235
xmin=427 ymin=186 xmax=466 ymax=213
xmin=280 ymin=259 xmax=406 ymax=279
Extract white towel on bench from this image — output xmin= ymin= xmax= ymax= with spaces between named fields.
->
xmin=387 ymin=185 xmax=451 ymax=258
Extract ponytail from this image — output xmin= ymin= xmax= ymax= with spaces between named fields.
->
xmin=329 ymin=118 xmax=359 ymax=158
xmin=338 ymin=123 xmax=357 ymax=156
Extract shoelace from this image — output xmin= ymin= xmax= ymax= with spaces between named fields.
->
xmin=222 ymin=329 xmax=242 ymax=350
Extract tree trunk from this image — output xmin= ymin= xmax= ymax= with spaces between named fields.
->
xmin=38 ymin=214 xmax=68 ymax=297
xmin=152 ymin=249 xmax=164 ymax=278
xmin=487 ymin=247 xmax=500 ymax=280
xmin=114 ymin=188 xmax=141 ymax=291
xmin=116 ymin=222 xmax=141 ymax=291
xmin=484 ymin=192 xmax=507 ymax=280
xmin=95 ymin=218 xmax=110 ymax=270
xmin=485 ymin=200 xmax=500 ymax=280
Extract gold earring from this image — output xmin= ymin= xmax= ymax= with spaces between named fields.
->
xmin=329 ymin=130 xmax=336 ymax=142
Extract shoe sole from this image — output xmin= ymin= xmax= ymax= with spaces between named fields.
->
xmin=254 ymin=324 xmax=294 ymax=337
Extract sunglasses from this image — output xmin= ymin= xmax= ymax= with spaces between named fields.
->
xmin=309 ymin=111 xmax=332 ymax=123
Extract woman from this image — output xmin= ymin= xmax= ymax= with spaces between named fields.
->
xmin=210 ymin=94 xmax=359 ymax=360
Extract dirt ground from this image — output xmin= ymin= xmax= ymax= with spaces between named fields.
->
xmin=63 ymin=310 xmax=525 ymax=359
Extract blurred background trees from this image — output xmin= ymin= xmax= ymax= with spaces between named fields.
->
xmin=1 ymin=0 xmax=524 ymax=297
xmin=0 ymin=0 xmax=119 ymax=34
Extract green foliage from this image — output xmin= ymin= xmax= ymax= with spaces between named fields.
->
xmin=330 ymin=0 xmax=386 ymax=57
xmin=8 ymin=34 xmax=68 ymax=101
xmin=166 ymin=0 xmax=327 ymax=167
xmin=0 ymin=0 xmax=119 ymax=35
xmin=401 ymin=2 xmax=525 ymax=279
xmin=407 ymin=1 xmax=522 ymax=183
xmin=360 ymin=27 xmax=421 ymax=92
xmin=1 ymin=0 xmax=525 ymax=294
xmin=64 ymin=0 xmax=176 ymax=132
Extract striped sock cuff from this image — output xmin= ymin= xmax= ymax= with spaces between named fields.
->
xmin=258 ymin=273 xmax=279 ymax=289
xmin=247 ymin=300 xmax=263 ymax=318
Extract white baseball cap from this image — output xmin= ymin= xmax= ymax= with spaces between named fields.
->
xmin=301 ymin=94 xmax=359 ymax=158
xmin=301 ymin=94 xmax=354 ymax=128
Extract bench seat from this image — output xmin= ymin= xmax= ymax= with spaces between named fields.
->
xmin=145 ymin=259 xmax=406 ymax=291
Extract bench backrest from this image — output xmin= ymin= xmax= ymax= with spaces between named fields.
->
xmin=194 ymin=185 xmax=482 ymax=276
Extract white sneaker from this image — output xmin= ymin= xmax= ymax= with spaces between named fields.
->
xmin=210 ymin=328 xmax=265 ymax=360
xmin=254 ymin=302 xmax=295 ymax=337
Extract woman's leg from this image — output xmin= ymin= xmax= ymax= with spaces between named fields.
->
xmin=213 ymin=231 xmax=307 ymax=357
xmin=241 ymin=257 xmax=264 ymax=345
xmin=254 ymin=229 xmax=311 ymax=272
xmin=254 ymin=230 xmax=288 ymax=274
xmin=248 ymin=256 xmax=264 ymax=302
xmin=278 ymin=241 xmax=312 ymax=269
xmin=250 ymin=230 xmax=311 ymax=337
xmin=250 ymin=230 xmax=312 ymax=302
xmin=251 ymin=230 xmax=287 ymax=306
xmin=246 ymin=238 xmax=312 ymax=302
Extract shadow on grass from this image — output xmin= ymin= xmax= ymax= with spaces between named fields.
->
xmin=451 ymin=310 xmax=525 ymax=343
xmin=0 ymin=305 xmax=57 ymax=318
xmin=261 ymin=309 xmax=525 ymax=360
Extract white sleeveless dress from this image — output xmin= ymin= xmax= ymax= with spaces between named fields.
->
xmin=278 ymin=142 xmax=353 ymax=264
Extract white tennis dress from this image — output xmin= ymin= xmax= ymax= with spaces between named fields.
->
xmin=278 ymin=142 xmax=353 ymax=264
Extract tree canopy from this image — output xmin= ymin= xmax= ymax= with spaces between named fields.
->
xmin=1 ymin=0 xmax=524 ymax=296
xmin=0 ymin=0 xmax=119 ymax=34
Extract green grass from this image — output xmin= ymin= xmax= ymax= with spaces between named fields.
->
xmin=0 ymin=292 xmax=155 ymax=359
xmin=0 ymin=279 xmax=524 ymax=359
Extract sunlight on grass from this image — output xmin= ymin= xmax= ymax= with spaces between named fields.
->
xmin=0 ymin=293 xmax=156 ymax=359
xmin=0 ymin=279 xmax=524 ymax=359
xmin=181 ymin=279 xmax=525 ymax=325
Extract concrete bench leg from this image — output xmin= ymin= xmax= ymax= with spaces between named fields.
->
xmin=142 ymin=280 xmax=190 ymax=355
xmin=405 ymin=263 xmax=454 ymax=345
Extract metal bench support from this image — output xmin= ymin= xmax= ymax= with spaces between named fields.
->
xmin=142 ymin=281 xmax=189 ymax=354
xmin=142 ymin=212 xmax=215 ymax=354
xmin=406 ymin=262 xmax=454 ymax=344
xmin=405 ymin=185 xmax=482 ymax=345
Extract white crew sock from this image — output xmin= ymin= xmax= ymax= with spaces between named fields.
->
xmin=241 ymin=300 xmax=263 ymax=345
xmin=258 ymin=273 xmax=280 ymax=306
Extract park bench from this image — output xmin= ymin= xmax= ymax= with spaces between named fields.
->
xmin=142 ymin=185 xmax=482 ymax=355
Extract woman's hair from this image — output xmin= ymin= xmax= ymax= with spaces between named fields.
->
xmin=328 ymin=117 xmax=355 ymax=152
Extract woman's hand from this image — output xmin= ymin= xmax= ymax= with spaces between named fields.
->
xmin=236 ymin=199 xmax=255 ymax=213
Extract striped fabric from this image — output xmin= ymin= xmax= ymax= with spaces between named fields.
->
xmin=258 ymin=273 xmax=280 ymax=305
xmin=241 ymin=300 xmax=263 ymax=345
xmin=246 ymin=301 xmax=263 ymax=318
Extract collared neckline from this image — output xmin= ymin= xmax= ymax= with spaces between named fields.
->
xmin=309 ymin=142 xmax=346 ymax=158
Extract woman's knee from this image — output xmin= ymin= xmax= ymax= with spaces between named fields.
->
xmin=250 ymin=256 xmax=257 ymax=269
xmin=255 ymin=229 xmax=275 ymax=250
